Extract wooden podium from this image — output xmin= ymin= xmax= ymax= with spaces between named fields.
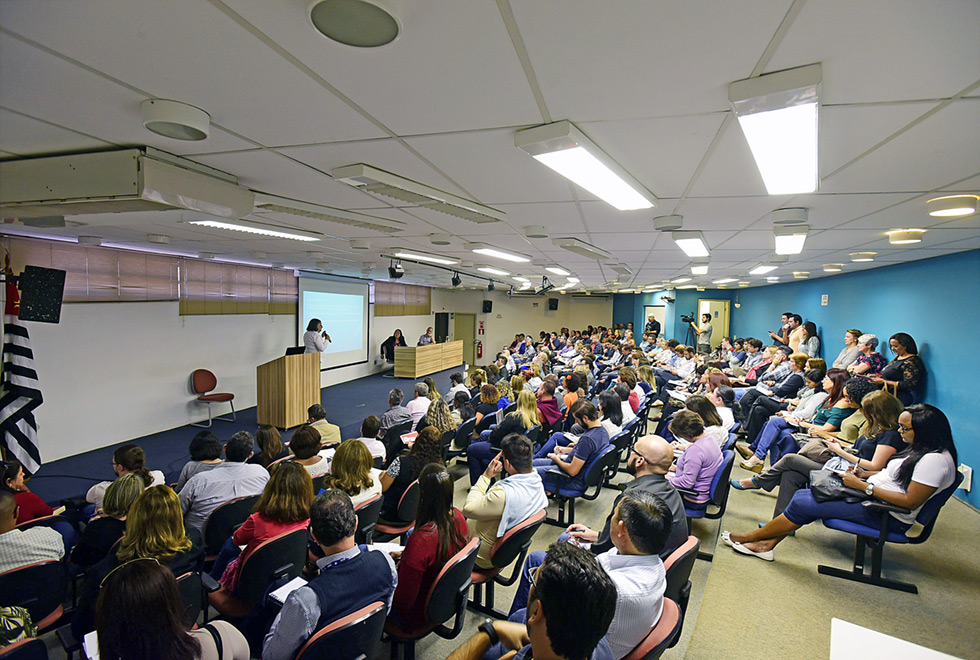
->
xmin=256 ymin=353 xmax=321 ymax=429
xmin=393 ymin=340 xmax=464 ymax=378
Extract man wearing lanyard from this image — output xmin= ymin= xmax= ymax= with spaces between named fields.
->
xmin=262 ymin=490 xmax=398 ymax=660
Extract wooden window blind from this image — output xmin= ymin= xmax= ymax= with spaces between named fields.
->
xmin=374 ymin=281 xmax=430 ymax=317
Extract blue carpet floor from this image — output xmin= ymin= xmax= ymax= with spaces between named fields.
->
xmin=27 ymin=364 xmax=463 ymax=504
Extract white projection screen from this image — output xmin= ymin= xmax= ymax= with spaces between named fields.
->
xmin=298 ymin=274 xmax=370 ymax=370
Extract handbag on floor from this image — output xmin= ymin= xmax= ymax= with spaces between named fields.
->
xmin=809 ymin=470 xmax=871 ymax=503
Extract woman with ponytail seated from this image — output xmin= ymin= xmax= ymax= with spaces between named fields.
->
xmin=723 ymin=404 xmax=957 ymax=562
xmin=86 ymin=444 xmax=165 ymax=512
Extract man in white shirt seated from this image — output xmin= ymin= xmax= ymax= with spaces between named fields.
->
xmin=505 ymin=489 xmax=673 ymax=659
xmin=353 ymin=415 xmax=387 ymax=461
xmin=446 ymin=372 xmax=469 ymax=403
xmin=178 ymin=433 xmax=270 ymax=533
xmin=405 ymin=382 xmax=431 ymax=427
xmin=0 ymin=490 xmax=64 ymax=574
xmin=463 ymin=434 xmax=548 ymax=570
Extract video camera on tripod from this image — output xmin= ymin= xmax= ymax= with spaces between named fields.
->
xmin=680 ymin=313 xmax=696 ymax=324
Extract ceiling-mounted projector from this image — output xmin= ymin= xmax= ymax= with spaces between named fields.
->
xmin=536 ymin=275 xmax=555 ymax=295
xmin=388 ymin=261 xmax=404 ymax=279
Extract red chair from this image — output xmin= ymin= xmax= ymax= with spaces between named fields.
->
xmin=469 ymin=509 xmax=546 ymax=618
xmin=295 ymin=600 xmax=387 ymax=660
xmin=621 ymin=598 xmax=682 ymax=660
xmin=0 ymin=638 xmax=48 ymax=660
xmin=384 ymin=538 xmax=481 ymax=660
xmin=0 ymin=560 xmax=68 ymax=633
xmin=374 ymin=481 xmax=419 ymax=543
xmin=190 ymin=369 xmax=235 ymax=428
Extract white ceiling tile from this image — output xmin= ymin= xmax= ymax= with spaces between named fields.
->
xmin=0 ymin=109 xmax=113 ymax=155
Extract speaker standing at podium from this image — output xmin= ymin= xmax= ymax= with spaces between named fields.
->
xmin=304 ymin=318 xmax=331 ymax=353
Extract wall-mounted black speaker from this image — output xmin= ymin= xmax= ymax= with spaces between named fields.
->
xmin=18 ymin=265 xmax=66 ymax=323
xmin=548 ymin=298 xmax=559 ymax=311
xmin=482 ymin=300 xmax=493 ymax=313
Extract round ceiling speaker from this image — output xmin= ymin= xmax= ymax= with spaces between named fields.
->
xmin=652 ymin=214 xmax=683 ymax=231
xmin=308 ymin=0 xmax=401 ymax=48
xmin=430 ymin=233 xmax=451 ymax=246
xmin=141 ymin=99 xmax=210 ymax=141
xmin=524 ymin=225 xmax=548 ymax=239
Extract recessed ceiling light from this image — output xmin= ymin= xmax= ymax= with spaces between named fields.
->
xmin=793 ymin=271 xmax=809 ymax=279
xmin=850 ymin=252 xmax=876 ymax=262
xmin=712 ymin=278 xmax=737 ymax=284
xmin=729 ymin=64 xmax=820 ymax=195
xmin=774 ymin=224 xmax=809 ymax=255
xmin=393 ymin=251 xmax=459 ymax=266
xmin=927 ymin=195 xmax=978 ymax=217
xmin=140 ymin=99 xmax=210 ymax=141
xmin=823 ymin=263 xmax=844 ymax=272
xmin=767 ymin=276 xmax=780 ymax=283
xmin=466 ymin=243 xmax=531 ymax=263
xmin=691 ymin=264 xmax=709 ymax=275
xmin=515 ymin=120 xmax=657 ymax=211
xmin=672 ymin=231 xmax=710 ymax=258
xmin=189 ymin=219 xmax=320 ymax=242
xmin=567 ymin=277 xmax=580 ymax=283
xmin=478 ymin=266 xmax=510 ymax=276
xmin=738 ymin=281 xmax=751 ymax=287
xmin=887 ymin=229 xmax=926 ymax=245
xmin=676 ymin=284 xmax=698 ymax=290
xmin=308 ymin=0 xmax=401 ymax=48
xmin=545 ymin=266 xmax=571 ymax=277
xmin=671 ymin=277 xmax=692 ymax=284
xmin=749 ymin=264 xmax=777 ymax=275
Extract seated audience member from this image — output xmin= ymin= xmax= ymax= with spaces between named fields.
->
xmin=731 ymin=345 xmax=779 ymax=388
xmin=667 ymin=410 xmax=724 ymax=503
xmin=733 ymin=391 xmax=906 ymax=517
xmin=74 ymin=485 xmax=204 ymax=639
xmin=379 ymin=388 xmax=413 ymax=439
xmin=379 ymin=427 xmax=443 ymax=521
xmin=725 ymin=403 xmax=957 ymax=562
xmin=534 ymin=401 xmax=610 ymax=495
xmin=873 ymin=332 xmax=925 ymax=406
xmin=537 ymin=398 xmax=592 ymax=456
xmin=389 ymin=464 xmax=469 ymax=630
xmin=307 ymin=404 xmax=341 ymax=448
xmin=176 ymin=431 xmax=224 ymax=491
xmin=468 ymin=371 xmax=486 ymax=398
xmin=87 ymin=443 xmax=165 ymax=511
xmin=636 ymin=364 xmax=655 ymax=396
xmin=618 ymin=368 xmax=642 ymax=412
xmin=598 ymin=390 xmax=624 ymax=438
xmin=248 ymin=425 xmax=289 ymax=469
xmin=323 ymin=439 xmax=383 ymax=508
xmin=287 ymin=426 xmax=331 ymax=478
xmin=833 ymin=328 xmax=863 ymax=369
xmin=97 ymin=559 xmax=249 ymax=660
xmin=426 ymin=398 xmax=459 ymax=436
xmin=262 ymin=490 xmax=397 ymax=660
xmin=708 ymin=385 xmax=737 ymax=431
xmin=380 ymin=328 xmax=407 ymax=362
xmin=805 ymin=357 xmax=827 ymax=375
xmin=507 ymin=491 xmax=672 ymax=659
xmin=464 ymin=434 xmax=548 ymax=570
xmin=569 ymin=435 xmax=688 ymax=561
xmin=418 ymin=326 xmax=435 ymax=346
xmin=446 ymin=372 xmax=469 ymax=402
xmin=209 ymin=461 xmax=313 ymax=592
xmin=495 ymin=378 xmax=513 ymax=410
xmin=423 ymin=376 xmax=442 ymax=401
xmin=71 ymin=473 xmax=144 ymax=568
xmin=472 ymin=384 xmax=501 ymax=434
xmin=406 ymin=382 xmax=432 ymax=427
xmin=0 ymin=490 xmax=63 ymax=574
xmin=732 ymin=337 xmax=766 ymax=376
xmin=1 ymin=459 xmax=53 ymax=524
xmin=800 ymin=321 xmax=821 ymax=358
xmin=809 ymin=377 xmax=879 ymax=445
xmin=486 ymin=363 xmax=501 ymax=385
xmin=451 ymin=391 xmax=476 ymax=427
xmin=352 ymin=415 xmax=387 ymax=461
xmin=738 ymin=371 xmax=857 ymax=472
xmin=847 ymin=334 xmax=887 ymax=376
xmin=179 ymin=433 xmax=270 ymax=533
xmin=741 ymin=368 xmax=826 ymax=445
xmin=535 ymin=380 xmax=563 ymax=431
xmin=468 ymin=390 xmax=542 ymax=484
xmin=738 ymin=351 xmax=807 ymax=421
xmin=614 ymin=383 xmax=636 ymax=425
xmin=449 ymin=542 xmax=616 ymax=660
xmin=673 ymin=395 xmax=728 ymax=448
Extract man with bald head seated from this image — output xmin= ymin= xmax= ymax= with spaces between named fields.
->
xmin=567 ymin=435 xmax=689 ymax=560
xmin=0 ymin=490 xmax=64 ymax=573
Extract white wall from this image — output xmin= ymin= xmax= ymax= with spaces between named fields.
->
xmin=23 ymin=288 xmax=612 ymax=462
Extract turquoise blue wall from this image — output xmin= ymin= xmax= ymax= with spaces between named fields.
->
xmin=615 ymin=289 xmax=737 ymax=341
xmin=616 ymin=250 xmax=979 ymax=508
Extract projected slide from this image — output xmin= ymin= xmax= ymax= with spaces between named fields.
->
xmin=299 ymin=275 xmax=370 ymax=370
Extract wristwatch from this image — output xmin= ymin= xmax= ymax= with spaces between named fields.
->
xmin=865 ymin=483 xmax=874 ymax=496
xmin=479 ymin=619 xmax=499 ymax=646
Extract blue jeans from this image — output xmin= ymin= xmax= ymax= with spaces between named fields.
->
xmin=509 ymin=550 xmax=547 ymax=616
xmin=733 ymin=387 xmax=750 ymax=401
xmin=209 ymin=536 xmax=242 ymax=580
xmin=535 ymin=432 xmax=573 ymax=459
xmin=749 ymin=417 xmax=797 ymax=462
xmin=468 ymin=440 xmax=498 ymax=485
xmin=783 ymin=488 xmax=912 ymax=535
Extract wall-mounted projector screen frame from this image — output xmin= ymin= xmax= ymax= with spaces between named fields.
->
xmin=298 ymin=272 xmax=370 ymax=371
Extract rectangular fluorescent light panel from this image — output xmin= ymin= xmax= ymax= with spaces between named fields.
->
xmin=713 ymin=278 xmax=738 ymax=284
xmin=545 ymin=266 xmax=571 ymax=277
xmin=671 ymin=277 xmax=692 ymax=284
xmin=393 ymin=251 xmax=459 ymax=266
xmin=672 ymin=231 xmax=709 ymax=258
xmin=749 ymin=264 xmax=777 ymax=275
xmin=512 ymin=276 xmax=530 ymax=282
xmin=691 ymin=265 xmax=709 ymax=275
xmin=551 ymin=236 xmax=612 ymax=261
xmin=515 ymin=121 xmax=657 ymax=211
xmin=774 ymin=225 xmax=809 ymax=255
xmin=730 ymin=64 xmax=820 ymax=196
xmin=470 ymin=245 xmax=531 ymax=263
xmin=188 ymin=219 xmax=319 ymax=242
xmin=567 ymin=277 xmax=580 ymax=283
xmin=478 ymin=266 xmax=510 ymax=276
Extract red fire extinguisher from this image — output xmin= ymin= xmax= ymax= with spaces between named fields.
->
xmin=476 ymin=340 xmax=483 ymax=359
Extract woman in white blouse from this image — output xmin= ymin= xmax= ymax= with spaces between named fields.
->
xmin=303 ymin=318 xmax=331 ymax=353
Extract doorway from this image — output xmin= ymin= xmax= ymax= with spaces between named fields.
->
xmin=697 ymin=299 xmax=730 ymax=350
xmin=453 ymin=313 xmax=476 ymax=366
xmin=642 ymin=305 xmax=666 ymax=339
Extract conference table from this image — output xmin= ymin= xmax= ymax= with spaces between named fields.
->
xmin=393 ymin=340 xmax=464 ymax=378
